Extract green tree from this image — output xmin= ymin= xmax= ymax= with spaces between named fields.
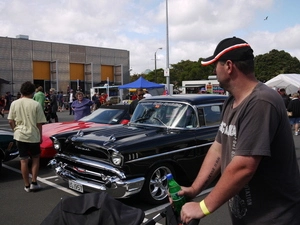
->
xmin=132 ymin=49 xmax=300 ymax=86
xmin=254 ymin=49 xmax=300 ymax=82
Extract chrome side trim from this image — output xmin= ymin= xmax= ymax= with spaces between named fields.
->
xmin=126 ymin=142 xmax=212 ymax=164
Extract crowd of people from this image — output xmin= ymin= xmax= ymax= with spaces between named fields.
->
xmin=277 ymin=87 xmax=300 ymax=135
xmin=0 ymin=86 xmax=113 ymax=122
xmin=40 ymin=87 xmax=108 ymax=122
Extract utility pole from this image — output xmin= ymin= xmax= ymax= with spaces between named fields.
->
xmin=154 ymin=47 xmax=162 ymax=83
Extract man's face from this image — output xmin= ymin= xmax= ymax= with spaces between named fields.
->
xmin=214 ymin=60 xmax=232 ymax=91
xmin=279 ymin=91 xmax=285 ymax=96
xmin=137 ymin=91 xmax=144 ymax=100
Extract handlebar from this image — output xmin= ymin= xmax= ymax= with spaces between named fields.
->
xmin=142 ymin=204 xmax=200 ymax=225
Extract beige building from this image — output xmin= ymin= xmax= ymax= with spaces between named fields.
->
xmin=0 ymin=35 xmax=130 ymax=96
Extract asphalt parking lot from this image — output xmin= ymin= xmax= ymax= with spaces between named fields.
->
xmin=1 ymin=110 xmax=300 ymax=225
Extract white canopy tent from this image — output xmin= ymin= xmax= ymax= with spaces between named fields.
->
xmin=265 ymin=74 xmax=300 ymax=95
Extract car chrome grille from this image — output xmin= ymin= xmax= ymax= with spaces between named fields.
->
xmin=54 ymin=154 xmax=125 ymax=182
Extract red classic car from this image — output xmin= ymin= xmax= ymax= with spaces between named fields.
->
xmin=40 ymin=105 xmax=130 ymax=158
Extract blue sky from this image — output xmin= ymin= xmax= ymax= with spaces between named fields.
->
xmin=0 ymin=0 xmax=300 ymax=74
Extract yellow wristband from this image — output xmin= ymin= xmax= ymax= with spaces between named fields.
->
xmin=200 ymin=200 xmax=210 ymax=216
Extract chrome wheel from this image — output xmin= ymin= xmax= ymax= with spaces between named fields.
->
xmin=141 ymin=164 xmax=174 ymax=204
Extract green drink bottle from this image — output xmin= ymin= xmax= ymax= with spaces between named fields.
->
xmin=166 ymin=173 xmax=186 ymax=215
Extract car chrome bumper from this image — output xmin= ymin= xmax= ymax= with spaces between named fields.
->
xmin=48 ymin=158 xmax=145 ymax=198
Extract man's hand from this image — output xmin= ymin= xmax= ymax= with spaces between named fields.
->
xmin=180 ymin=202 xmax=203 ymax=224
xmin=178 ymin=186 xmax=197 ymax=199
xmin=168 ymin=186 xmax=197 ymax=205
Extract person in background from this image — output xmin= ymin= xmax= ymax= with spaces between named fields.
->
xmin=177 ymin=37 xmax=300 ymax=224
xmin=0 ymin=95 xmax=6 ymax=118
xmin=4 ymin=91 xmax=12 ymax=111
xmin=57 ymin=91 xmax=64 ymax=112
xmin=131 ymin=92 xmax=137 ymax=100
xmin=92 ymin=92 xmax=98 ymax=102
xmin=33 ymin=86 xmax=45 ymax=109
xmin=92 ymin=93 xmax=101 ymax=111
xmin=99 ymin=92 xmax=107 ymax=105
xmin=72 ymin=91 xmax=93 ymax=121
xmin=76 ymin=86 xmax=82 ymax=92
xmin=49 ymin=88 xmax=58 ymax=122
xmin=128 ymin=88 xmax=144 ymax=116
xmin=16 ymin=92 xmax=21 ymax=99
xmin=143 ymin=90 xmax=152 ymax=98
xmin=287 ymin=92 xmax=300 ymax=135
xmin=278 ymin=88 xmax=290 ymax=108
xmin=8 ymin=81 xmax=47 ymax=192
xmin=69 ymin=89 xmax=75 ymax=115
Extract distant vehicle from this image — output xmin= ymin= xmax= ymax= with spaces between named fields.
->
xmin=40 ymin=105 xmax=130 ymax=158
xmin=49 ymin=94 xmax=227 ymax=204
xmin=0 ymin=130 xmax=19 ymax=172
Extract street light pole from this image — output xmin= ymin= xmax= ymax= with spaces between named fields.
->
xmin=154 ymin=47 xmax=162 ymax=83
xmin=165 ymin=0 xmax=170 ymax=95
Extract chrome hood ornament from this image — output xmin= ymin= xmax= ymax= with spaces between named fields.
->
xmin=103 ymin=134 xmax=116 ymax=146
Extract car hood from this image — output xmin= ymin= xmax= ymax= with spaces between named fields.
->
xmin=71 ymin=125 xmax=157 ymax=144
xmin=42 ymin=121 xmax=108 ymax=137
xmin=65 ymin=124 xmax=183 ymax=155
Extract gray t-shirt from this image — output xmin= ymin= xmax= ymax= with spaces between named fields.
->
xmin=216 ymin=82 xmax=300 ymax=225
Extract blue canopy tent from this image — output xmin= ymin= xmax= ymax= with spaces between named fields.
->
xmin=118 ymin=77 xmax=165 ymax=99
xmin=118 ymin=77 xmax=164 ymax=89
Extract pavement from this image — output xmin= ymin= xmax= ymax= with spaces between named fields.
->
xmin=1 ymin=108 xmax=300 ymax=225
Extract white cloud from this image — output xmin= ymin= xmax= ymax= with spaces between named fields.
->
xmin=0 ymin=0 xmax=299 ymax=74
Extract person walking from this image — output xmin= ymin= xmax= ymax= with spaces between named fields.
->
xmin=7 ymin=81 xmax=47 ymax=192
xmin=287 ymin=92 xmax=300 ymax=135
xmin=176 ymin=37 xmax=300 ymax=225
xmin=72 ymin=91 xmax=93 ymax=121
xmin=33 ymin=86 xmax=46 ymax=109
xmin=49 ymin=88 xmax=58 ymax=122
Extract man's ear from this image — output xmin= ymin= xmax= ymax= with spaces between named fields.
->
xmin=225 ymin=60 xmax=234 ymax=74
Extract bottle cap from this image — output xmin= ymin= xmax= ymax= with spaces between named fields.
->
xmin=166 ymin=173 xmax=173 ymax=180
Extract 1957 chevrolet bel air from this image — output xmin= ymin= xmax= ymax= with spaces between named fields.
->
xmin=49 ymin=94 xmax=227 ymax=204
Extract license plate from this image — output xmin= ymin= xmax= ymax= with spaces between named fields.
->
xmin=68 ymin=180 xmax=84 ymax=193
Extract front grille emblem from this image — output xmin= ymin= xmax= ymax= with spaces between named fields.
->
xmin=73 ymin=167 xmax=86 ymax=173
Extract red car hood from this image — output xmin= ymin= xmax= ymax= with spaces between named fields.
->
xmin=40 ymin=121 xmax=108 ymax=158
xmin=42 ymin=121 xmax=107 ymax=137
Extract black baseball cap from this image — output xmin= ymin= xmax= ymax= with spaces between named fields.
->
xmin=201 ymin=37 xmax=254 ymax=66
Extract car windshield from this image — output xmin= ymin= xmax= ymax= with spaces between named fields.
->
xmin=131 ymin=101 xmax=197 ymax=128
xmin=79 ymin=108 xmax=124 ymax=124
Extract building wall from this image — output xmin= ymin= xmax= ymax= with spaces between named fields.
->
xmin=0 ymin=36 xmax=130 ymax=96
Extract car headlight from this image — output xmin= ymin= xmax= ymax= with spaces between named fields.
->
xmin=111 ymin=153 xmax=123 ymax=166
xmin=53 ymin=139 xmax=61 ymax=151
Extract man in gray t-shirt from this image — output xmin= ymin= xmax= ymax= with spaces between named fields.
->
xmin=217 ymin=82 xmax=300 ymax=224
xmin=177 ymin=37 xmax=300 ymax=225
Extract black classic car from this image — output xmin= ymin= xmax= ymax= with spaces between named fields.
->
xmin=49 ymin=94 xmax=227 ymax=204
xmin=0 ymin=129 xmax=19 ymax=172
